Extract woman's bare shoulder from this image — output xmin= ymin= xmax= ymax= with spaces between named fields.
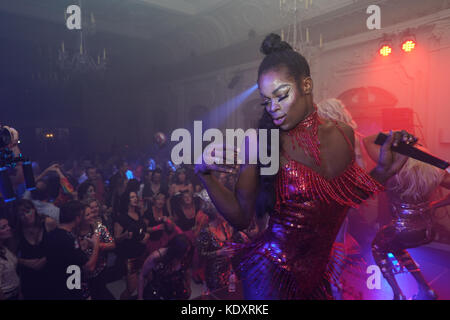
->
xmin=320 ymin=119 xmax=355 ymax=147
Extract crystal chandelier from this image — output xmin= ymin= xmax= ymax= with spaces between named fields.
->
xmin=58 ymin=0 xmax=108 ymax=74
xmin=279 ymin=0 xmax=323 ymax=52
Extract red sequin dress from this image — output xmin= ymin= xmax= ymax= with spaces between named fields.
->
xmin=231 ymin=119 xmax=383 ymax=300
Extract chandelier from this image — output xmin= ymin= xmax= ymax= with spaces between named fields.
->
xmin=279 ymin=0 xmax=323 ymax=52
xmin=57 ymin=0 xmax=108 ymax=74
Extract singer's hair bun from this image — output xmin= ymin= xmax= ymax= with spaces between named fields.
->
xmin=260 ymin=33 xmax=293 ymax=55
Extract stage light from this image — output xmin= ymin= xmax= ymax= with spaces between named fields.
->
xmin=379 ymin=45 xmax=392 ymax=57
xmin=402 ymin=39 xmax=416 ymax=53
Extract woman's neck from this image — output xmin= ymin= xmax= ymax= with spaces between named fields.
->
xmin=128 ymin=207 xmax=139 ymax=218
xmin=285 ymin=103 xmax=316 ymax=133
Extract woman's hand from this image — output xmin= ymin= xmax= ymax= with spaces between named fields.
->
xmin=86 ymin=233 xmax=100 ymax=249
xmin=141 ymin=232 xmax=150 ymax=244
xmin=80 ymin=239 xmax=90 ymax=251
xmin=195 ymin=143 xmax=239 ymax=175
xmin=375 ymin=130 xmax=417 ymax=179
xmin=149 ymin=223 xmax=164 ymax=233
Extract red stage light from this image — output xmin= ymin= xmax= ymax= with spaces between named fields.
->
xmin=379 ymin=45 xmax=392 ymax=56
xmin=402 ymin=40 xmax=416 ymax=52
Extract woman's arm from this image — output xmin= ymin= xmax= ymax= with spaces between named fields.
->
xmin=140 ymin=232 xmax=150 ymax=244
xmin=369 ymin=131 xmax=415 ymax=185
xmin=197 ymin=228 xmax=234 ymax=258
xmin=82 ymin=234 xmax=100 ymax=272
xmin=138 ymin=251 xmax=159 ymax=300
xmin=363 ymin=134 xmax=380 ymax=163
xmin=114 ymin=222 xmax=131 ymax=242
xmin=163 ymin=217 xmax=183 ymax=235
xmin=193 ymin=211 xmax=209 ymax=237
xmin=100 ymin=241 xmax=116 ymax=251
xmin=146 ymin=224 xmax=165 ymax=234
xmin=197 ymin=164 xmax=259 ymax=230
xmin=99 ymin=226 xmax=116 ymax=251
xmin=35 ymin=164 xmax=59 ymax=182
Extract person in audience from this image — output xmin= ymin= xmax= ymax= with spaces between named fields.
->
xmin=32 ymin=163 xmax=76 ymax=207
xmin=141 ymin=168 xmax=168 ymax=205
xmin=143 ymin=192 xmax=172 ymax=255
xmin=110 ymin=176 xmax=128 ymax=218
xmin=0 ymin=215 xmax=21 ymax=300
xmin=197 ymin=191 xmax=248 ymax=292
xmin=15 ymin=199 xmax=56 ymax=299
xmin=138 ymin=233 xmax=193 ymax=300
xmin=88 ymin=198 xmax=113 ymax=233
xmin=78 ymin=203 xmax=115 ymax=300
xmin=170 ymin=191 xmax=208 ymax=239
xmin=114 ymin=190 xmax=149 ymax=300
xmin=110 ymin=161 xmax=129 ymax=190
xmin=29 ymin=183 xmax=60 ymax=224
xmin=169 ymin=168 xmax=193 ymax=196
xmin=78 ymin=181 xmax=96 ymax=203
xmin=43 ymin=201 xmax=100 ymax=300
xmin=86 ymin=166 xmax=106 ymax=204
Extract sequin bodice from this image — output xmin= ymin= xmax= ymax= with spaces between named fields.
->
xmin=233 ymin=158 xmax=383 ymax=299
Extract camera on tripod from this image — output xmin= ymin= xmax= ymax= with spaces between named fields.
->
xmin=0 ymin=125 xmax=36 ymax=203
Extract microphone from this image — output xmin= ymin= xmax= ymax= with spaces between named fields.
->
xmin=374 ymin=133 xmax=449 ymax=170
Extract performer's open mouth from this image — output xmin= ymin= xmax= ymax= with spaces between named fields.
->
xmin=273 ymin=114 xmax=287 ymax=126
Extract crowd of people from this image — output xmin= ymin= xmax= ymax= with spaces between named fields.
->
xmin=0 ymin=150 xmax=259 ymax=300
xmin=1 ymin=32 xmax=450 ymax=301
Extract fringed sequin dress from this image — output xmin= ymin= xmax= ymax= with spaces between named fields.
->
xmin=231 ymin=123 xmax=383 ymax=300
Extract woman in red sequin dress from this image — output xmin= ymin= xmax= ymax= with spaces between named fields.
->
xmin=195 ymin=34 xmax=416 ymax=299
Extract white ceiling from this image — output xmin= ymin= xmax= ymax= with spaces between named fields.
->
xmin=0 ymin=0 xmax=386 ymax=65
xmin=138 ymin=0 xmax=232 ymax=15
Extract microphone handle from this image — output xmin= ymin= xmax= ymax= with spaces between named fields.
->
xmin=374 ymin=133 xmax=449 ymax=170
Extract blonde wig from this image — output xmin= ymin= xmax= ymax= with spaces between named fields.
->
xmin=387 ymin=156 xmax=445 ymax=202
xmin=317 ymin=98 xmax=357 ymax=129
